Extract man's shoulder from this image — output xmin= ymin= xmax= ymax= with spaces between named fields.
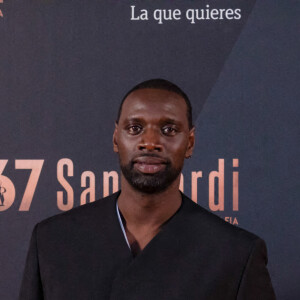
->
xmin=36 ymin=191 xmax=119 ymax=235
xmin=181 ymin=194 xmax=260 ymax=247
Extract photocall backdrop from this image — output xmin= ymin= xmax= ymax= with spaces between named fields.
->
xmin=0 ymin=0 xmax=299 ymax=299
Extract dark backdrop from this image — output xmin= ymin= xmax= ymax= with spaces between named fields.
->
xmin=0 ymin=1 xmax=299 ymax=299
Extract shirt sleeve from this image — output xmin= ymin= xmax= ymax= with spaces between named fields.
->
xmin=237 ymin=238 xmax=276 ymax=300
xmin=19 ymin=224 xmax=44 ymax=300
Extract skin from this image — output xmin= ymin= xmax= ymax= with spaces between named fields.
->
xmin=113 ymin=88 xmax=195 ymax=256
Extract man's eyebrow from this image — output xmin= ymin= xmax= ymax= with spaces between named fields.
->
xmin=123 ymin=117 xmax=183 ymax=126
xmin=160 ymin=118 xmax=182 ymax=126
xmin=124 ymin=117 xmax=145 ymax=123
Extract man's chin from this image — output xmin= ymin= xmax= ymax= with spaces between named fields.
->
xmin=121 ymin=164 xmax=181 ymax=194
xmin=129 ymin=175 xmax=168 ymax=194
xmin=132 ymin=184 xmax=168 ymax=194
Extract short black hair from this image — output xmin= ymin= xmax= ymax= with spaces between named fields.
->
xmin=116 ymin=79 xmax=193 ymax=129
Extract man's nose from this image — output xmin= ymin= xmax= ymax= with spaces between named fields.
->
xmin=138 ymin=128 xmax=163 ymax=152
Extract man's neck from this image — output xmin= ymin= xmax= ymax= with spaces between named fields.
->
xmin=117 ymin=176 xmax=182 ymax=228
xmin=117 ymin=176 xmax=182 ymax=255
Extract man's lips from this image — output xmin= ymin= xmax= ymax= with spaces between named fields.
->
xmin=133 ymin=156 xmax=167 ymax=174
xmin=134 ymin=156 xmax=167 ymax=164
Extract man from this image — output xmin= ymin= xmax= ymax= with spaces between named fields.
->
xmin=19 ymin=79 xmax=276 ymax=299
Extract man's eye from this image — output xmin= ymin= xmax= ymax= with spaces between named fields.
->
xmin=127 ymin=125 xmax=142 ymax=135
xmin=162 ymin=126 xmax=177 ymax=136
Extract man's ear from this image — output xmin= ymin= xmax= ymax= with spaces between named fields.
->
xmin=113 ymin=122 xmax=119 ymax=153
xmin=185 ymin=126 xmax=195 ymax=158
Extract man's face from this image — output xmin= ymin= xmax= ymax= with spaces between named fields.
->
xmin=113 ymin=88 xmax=195 ymax=194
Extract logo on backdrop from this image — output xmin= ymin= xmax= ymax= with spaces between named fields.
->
xmin=0 ymin=158 xmax=239 ymax=225
xmin=0 ymin=0 xmax=3 ymax=18
xmin=0 ymin=161 xmax=16 ymax=211
xmin=0 ymin=181 xmax=6 ymax=206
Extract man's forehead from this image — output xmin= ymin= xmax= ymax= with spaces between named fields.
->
xmin=120 ymin=88 xmax=188 ymax=120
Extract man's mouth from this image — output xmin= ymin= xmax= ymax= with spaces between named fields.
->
xmin=133 ymin=157 xmax=167 ymax=174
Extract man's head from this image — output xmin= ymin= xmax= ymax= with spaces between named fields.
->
xmin=113 ymin=79 xmax=195 ymax=194
xmin=116 ymin=79 xmax=193 ymax=130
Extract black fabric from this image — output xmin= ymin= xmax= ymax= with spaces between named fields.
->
xmin=19 ymin=191 xmax=276 ymax=299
